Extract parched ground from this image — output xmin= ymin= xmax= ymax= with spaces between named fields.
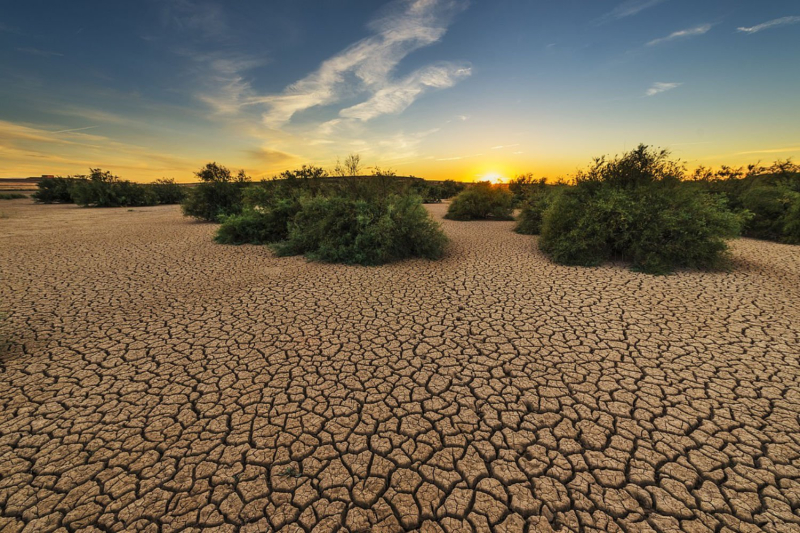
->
xmin=1 ymin=199 xmax=799 ymax=533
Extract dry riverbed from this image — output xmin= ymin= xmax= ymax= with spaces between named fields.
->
xmin=1 ymin=198 xmax=799 ymax=532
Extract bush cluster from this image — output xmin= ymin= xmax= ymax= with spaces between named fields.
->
xmin=508 ymin=174 xmax=547 ymax=206
xmin=70 ymin=170 xmax=157 ymax=207
xmin=32 ymin=172 xmax=186 ymax=207
xmin=688 ymin=161 xmax=800 ymax=244
xmin=215 ymin=198 xmax=299 ymax=245
xmin=211 ymin=167 xmax=448 ymax=265
xmin=0 ymin=193 xmax=27 ymax=200
xmin=514 ymin=180 xmax=558 ymax=235
xmin=32 ymin=177 xmax=77 ymax=203
xmin=444 ymin=182 xmax=514 ymax=221
xmin=150 ymin=179 xmax=186 ymax=205
xmin=181 ymin=163 xmax=250 ymax=222
xmin=408 ymin=179 xmax=466 ymax=203
xmin=538 ymin=145 xmax=747 ymax=275
xmin=275 ymin=194 xmax=447 ymax=265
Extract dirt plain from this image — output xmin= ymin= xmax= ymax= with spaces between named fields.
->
xmin=1 ymin=198 xmax=799 ymax=533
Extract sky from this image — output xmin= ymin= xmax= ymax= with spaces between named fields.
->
xmin=1 ymin=0 xmax=799 ymax=182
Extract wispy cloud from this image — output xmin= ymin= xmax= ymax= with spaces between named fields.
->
xmin=244 ymin=147 xmax=299 ymax=165
xmin=491 ymin=143 xmax=519 ymax=150
xmin=250 ymin=0 xmax=470 ymax=127
xmin=737 ymin=16 xmax=800 ymax=34
xmin=595 ymin=0 xmax=667 ymax=25
xmin=15 ymin=47 xmax=64 ymax=57
xmin=436 ymin=152 xmax=483 ymax=161
xmin=339 ymin=63 xmax=471 ymax=121
xmin=52 ymin=106 xmax=131 ymax=125
xmin=51 ymin=126 xmax=99 ymax=134
xmin=645 ymin=82 xmax=682 ymax=96
xmin=445 ymin=114 xmax=470 ymax=123
xmin=185 ymin=50 xmax=269 ymax=114
xmin=735 ymin=146 xmax=800 ymax=155
xmin=647 ymin=24 xmax=711 ymax=46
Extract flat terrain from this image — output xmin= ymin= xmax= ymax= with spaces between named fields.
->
xmin=1 ymin=198 xmax=799 ymax=533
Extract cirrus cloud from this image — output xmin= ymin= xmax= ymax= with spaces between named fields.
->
xmin=647 ymin=24 xmax=711 ymax=46
xmin=245 ymin=0 xmax=470 ymax=128
xmin=737 ymin=16 xmax=800 ymax=34
xmin=645 ymin=82 xmax=682 ymax=96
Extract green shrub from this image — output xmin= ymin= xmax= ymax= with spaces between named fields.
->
xmin=149 ymin=178 xmax=186 ymax=204
xmin=444 ymin=182 xmax=514 ymax=221
xmin=438 ymin=180 xmax=466 ymax=199
xmin=509 ymin=174 xmax=547 ymax=206
xmin=0 ymin=193 xmax=26 ymax=200
xmin=515 ymin=186 xmax=556 ymax=235
xmin=626 ymin=188 xmax=745 ymax=274
xmin=688 ymin=159 xmax=800 ymax=244
xmin=215 ymin=198 xmax=299 ymax=245
xmin=276 ymin=194 xmax=447 ymax=265
xmin=539 ymin=188 xmax=628 ymax=267
xmin=783 ymin=192 xmax=800 ymax=244
xmin=407 ymin=180 xmax=466 ymax=203
xmin=70 ymin=169 xmax=158 ymax=207
xmin=408 ymin=182 xmax=440 ymax=203
xmin=738 ymin=186 xmax=795 ymax=241
xmin=539 ymin=145 xmax=746 ymax=274
xmin=181 ymin=163 xmax=249 ymax=222
xmin=32 ymin=177 xmax=76 ymax=203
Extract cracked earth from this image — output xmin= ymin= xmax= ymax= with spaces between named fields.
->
xmin=1 ymin=200 xmax=800 ymax=533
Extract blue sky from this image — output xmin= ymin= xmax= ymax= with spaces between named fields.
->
xmin=1 ymin=0 xmax=799 ymax=181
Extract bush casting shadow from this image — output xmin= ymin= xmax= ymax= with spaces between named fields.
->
xmin=274 ymin=194 xmax=448 ymax=266
xmin=538 ymin=145 xmax=747 ymax=275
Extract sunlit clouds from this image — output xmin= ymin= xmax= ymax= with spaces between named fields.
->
xmin=737 ymin=16 xmax=800 ymax=34
xmin=647 ymin=24 xmax=712 ymax=46
xmin=225 ymin=0 xmax=471 ymax=128
xmin=645 ymin=82 xmax=682 ymax=97
xmin=594 ymin=0 xmax=666 ymax=25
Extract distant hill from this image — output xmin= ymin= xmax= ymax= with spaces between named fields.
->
xmin=0 ymin=177 xmax=44 ymax=182
xmin=0 ymin=177 xmax=43 ymax=191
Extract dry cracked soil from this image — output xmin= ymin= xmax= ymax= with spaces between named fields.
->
xmin=1 ymin=199 xmax=799 ymax=533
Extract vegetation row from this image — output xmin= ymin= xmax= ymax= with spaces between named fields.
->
xmin=184 ymin=161 xmax=459 ymax=265
xmin=29 ymin=146 xmax=799 ymax=272
xmin=32 ymin=170 xmax=185 ymax=207
xmin=504 ymin=145 xmax=799 ymax=274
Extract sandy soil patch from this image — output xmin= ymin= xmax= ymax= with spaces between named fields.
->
xmin=1 ymin=200 xmax=799 ymax=532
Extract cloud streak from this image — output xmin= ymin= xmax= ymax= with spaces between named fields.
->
xmin=339 ymin=63 xmax=471 ymax=121
xmin=647 ymin=24 xmax=711 ymax=46
xmin=737 ymin=16 xmax=800 ymax=34
xmin=645 ymin=82 xmax=682 ymax=96
xmin=51 ymin=126 xmax=100 ymax=134
xmin=252 ymin=0 xmax=469 ymax=127
xmin=595 ymin=0 xmax=667 ymax=25
xmin=735 ymin=146 xmax=800 ymax=155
